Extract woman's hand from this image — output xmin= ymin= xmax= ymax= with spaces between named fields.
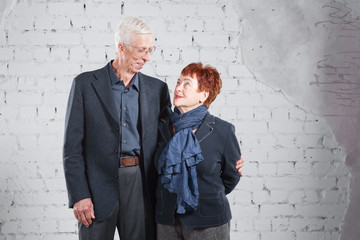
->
xmin=235 ymin=157 xmax=244 ymax=176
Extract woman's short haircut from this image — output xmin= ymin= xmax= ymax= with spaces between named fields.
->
xmin=114 ymin=16 xmax=153 ymax=50
xmin=181 ymin=62 xmax=222 ymax=108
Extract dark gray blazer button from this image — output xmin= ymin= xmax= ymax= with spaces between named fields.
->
xmin=114 ymin=175 xmax=118 ymax=179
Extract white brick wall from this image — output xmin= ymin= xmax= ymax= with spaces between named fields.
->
xmin=0 ymin=0 xmax=350 ymax=239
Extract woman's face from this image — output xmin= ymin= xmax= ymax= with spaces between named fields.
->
xmin=173 ymin=74 xmax=208 ymax=114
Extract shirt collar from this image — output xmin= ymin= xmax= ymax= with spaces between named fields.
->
xmin=108 ymin=60 xmax=139 ymax=91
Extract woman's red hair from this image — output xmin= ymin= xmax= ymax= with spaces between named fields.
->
xmin=181 ymin=63 xmax=222 ymax=108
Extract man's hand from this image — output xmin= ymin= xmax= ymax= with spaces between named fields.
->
xmin=235 ymin=157 xmax=244 ymax=176
xmin=73 ymin=198 xmax=95 ymax=227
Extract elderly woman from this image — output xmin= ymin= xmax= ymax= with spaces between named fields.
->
xmin=154 ymin=63 xmax=241 ymax=240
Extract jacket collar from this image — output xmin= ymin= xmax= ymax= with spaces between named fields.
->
xmin=91 ymin=63 xmax=150 ymax=129
xmin=108 ymin=62 xmax=140 ymax=91
xmin=92 ymin=63 xmax=119 ymax=126
xmin=138 ymin=72 xmax=154 ymax=141
xmin=195 ymin=112 xmax=215 ymax=143
xmin=159 ymin=111 xmax=215 ymax=144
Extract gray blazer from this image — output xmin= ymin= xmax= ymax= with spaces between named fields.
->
xmin=63 ymin=63 xmax=171 ymax=221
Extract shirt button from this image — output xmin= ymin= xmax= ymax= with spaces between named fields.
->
xmin=123 ymin=107 xmax=127 ymax=110
xmin=114 ymin=149 xmax=118 ymax=153
xmin=114 ymin=175 xmax=118 ymax=179
xmin=123 ymin=140 xmax=127 ymax=143
xmin=123 ymin=123 xmax=127 ymax=127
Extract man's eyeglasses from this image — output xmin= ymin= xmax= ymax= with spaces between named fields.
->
xmin=123 ymin=43 xmax=155 ymax=56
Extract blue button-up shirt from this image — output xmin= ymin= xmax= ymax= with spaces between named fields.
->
xmin=108 ymin=61 xmax=140 ymax=157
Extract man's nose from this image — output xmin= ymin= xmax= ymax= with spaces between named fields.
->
xmin=142 ymin=52 xmax=151 ymax=62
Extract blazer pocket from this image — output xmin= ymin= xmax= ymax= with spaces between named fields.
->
xmin=198 ymin=192 xmax=224 ymax=217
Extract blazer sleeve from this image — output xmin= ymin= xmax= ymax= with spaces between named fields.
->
xmin=221 ymin=124 xmax=241 ymax=194
xmin=62 ymin=78 xmax=91 ymax=208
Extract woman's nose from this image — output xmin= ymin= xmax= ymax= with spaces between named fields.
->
xmin=175 ymin=84 xmax=182 ymax=92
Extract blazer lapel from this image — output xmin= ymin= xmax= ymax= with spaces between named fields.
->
xmin=196 ymin=113 xmax=215 ymax=143
xmin=92 ymin=65 xmax=119 ymax=125
xmin=139 ymin=73 xmax=151 ymax=142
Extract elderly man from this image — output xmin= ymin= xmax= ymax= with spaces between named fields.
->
xmin=63 ymin=17 xmax=170 ymax=240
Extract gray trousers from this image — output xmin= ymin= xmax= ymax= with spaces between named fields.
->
xmin=157 ymin=218 xmax=230 ymax=240
xmin=79 ymin=165 xmax=150 ymax=240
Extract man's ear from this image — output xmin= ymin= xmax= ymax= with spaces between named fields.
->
xmin=118 ymin=43 xmax=125 ymax=54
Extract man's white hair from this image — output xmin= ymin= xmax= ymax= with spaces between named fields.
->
xmin=114 ymin=16 xmax=153 ymax=50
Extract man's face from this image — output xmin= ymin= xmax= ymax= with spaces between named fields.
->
xmin=120 ymin=33 xmax=154 ymax=74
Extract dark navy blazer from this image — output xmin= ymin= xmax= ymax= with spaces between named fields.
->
xmin=63 ymin=63 xmax=171 ymax=222
xmin=154 ymin=111 xmax=241 ymax=228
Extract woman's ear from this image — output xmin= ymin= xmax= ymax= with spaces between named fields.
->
xmin=199 ymin=91 xmax=209 ymax=103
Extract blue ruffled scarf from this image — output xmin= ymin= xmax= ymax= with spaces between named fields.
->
xmin=158 ymin=105 xmax=208 ymax=214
